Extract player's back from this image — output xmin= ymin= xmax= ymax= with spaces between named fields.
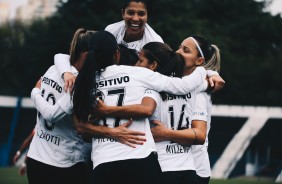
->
xmin=153 ymin=91 xmax=196 ymax=172
xmin=92 ymin=65 xmax=161 ymax=169
xmin=28 ymin=65 xmax=84 ymax=167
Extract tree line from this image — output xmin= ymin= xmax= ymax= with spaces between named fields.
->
xmin=0 ymin=0 xmax=281 ymax=106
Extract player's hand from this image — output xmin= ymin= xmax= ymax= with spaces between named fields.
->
xmin=34 ymin=78 xmax=41 ymax=89
xmin=150 ymin=120 xmax=170 ymax=142
xmin=208 ymin=75 xmax=225 ymax=93
xmin=13 ymin=151 xmax=20 ymax=164
xmin=63 ymin=72 xmax=76 ymax=93
xmin=110 ymin=119 xmax=146 ymax=148
xmin=19 ymin=163 xmax=27 ymax=176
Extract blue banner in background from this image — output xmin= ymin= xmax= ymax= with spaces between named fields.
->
xmin=0 ymin=97 xmax=22 ymax=166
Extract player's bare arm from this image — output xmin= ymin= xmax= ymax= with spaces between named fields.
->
xmin=151 ymin=120 xmax=207 ymax=145
xmin=73 ymin=115 xmax=146 ymax=148
xmin=91 ymin=97 xmax=156 ymax=119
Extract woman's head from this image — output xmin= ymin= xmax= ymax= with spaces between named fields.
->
xmin=176 ymin=36 xmax=221 ymax=74
xmin=118 ymin=44 xmax=139 ymax=66
xmin=69 ymin=28 xmax=96 ymax=71
xmin=73 ymin=30 xmax=119 ymax=122
xmin=136 ymin=42 xmax=185 ymax=77
xmin=121 ymin=0 xmax=150 ymax=42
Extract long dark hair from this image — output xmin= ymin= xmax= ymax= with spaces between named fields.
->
xmin=118 ymin=44 xmax=138 ymax=66
xmin=72 ymin=31 xmax=119 ymax=121
xmin=142 ymin=42 xmax=185 ymax=101
xmin=142 ymin=42 xmax=185 ymax=77
xmin=121 ymin=0 xmax=152 ymax=16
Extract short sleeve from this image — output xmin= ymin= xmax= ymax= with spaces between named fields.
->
xmin=143 ymin=89 xmax=159 ymax=104
xmin=143 ymin=90 xmax=162 ymax=121
xmin=191 ymin=92 xmax=209 ymax=122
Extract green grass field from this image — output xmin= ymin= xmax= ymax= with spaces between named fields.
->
xmin=0 ymin=167 xmax=28 ymax=184
xmin=0 ymin=167 xmax=277 ymax=184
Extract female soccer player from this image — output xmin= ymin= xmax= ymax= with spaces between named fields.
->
xmin=92 ymin=38 xmax=221 ymax=184
xmin=27 ymin=28 xmax=97 ymax=184
xmin=177 ymin=36 xmax=221 ymax=184
xmin=105 ymin=0 xmax=163 ymax=52
xmin=54 ymin=0 xmax=163 ymax=92
xmin=72 ymin=30 xmax=208 ymax=184
xmin=28 ymin=29 xmax=147 ymax=184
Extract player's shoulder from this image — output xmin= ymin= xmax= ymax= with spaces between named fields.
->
xmin=105 ymin=21 xmax=124 ymax=33
xmin=112 ymin=65 xmax=152 ymax=73
xmin=42 ymin=65 xmax=61 ymax=80
xmin=145 ymin=89 xmax=159 ymax=95
xmin=45 ymin=65 xmax=57 ymax=73
xmin=195 ymin=92 xmax=211 ymax=104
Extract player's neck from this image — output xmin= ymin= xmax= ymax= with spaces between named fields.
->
xmin=183 ymin=67 xmax=195 ymax=76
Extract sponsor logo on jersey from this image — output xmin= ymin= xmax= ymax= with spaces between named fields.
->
xmin=42 ymin=77 xmax=63 ymax=93
xmin=166 ymin=93 xmax=191 ymax=101
xmin=96 ymin=76 xmax=130 ymax=88
xmin=193 ymin=111 xmax=206 ymax=116
xmin=166 ymin=144 xmax=190 ymax=154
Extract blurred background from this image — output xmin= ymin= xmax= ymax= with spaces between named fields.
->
xmin=0 ymin=0 xmax=281 ymax=183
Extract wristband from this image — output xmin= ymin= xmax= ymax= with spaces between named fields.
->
xmin=16 ymin=151 xmax=21 ymax=156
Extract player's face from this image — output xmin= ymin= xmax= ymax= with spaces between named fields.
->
xmin=176 ymin=38 xmax=200 ymax=72
xmin=122 ymin=2 xmax=148 ymax=41
xmin=135 ymin=50 xmax=154 ymax=70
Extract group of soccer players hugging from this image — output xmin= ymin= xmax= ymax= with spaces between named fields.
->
xmin=13 ymin=0 xmax=225 ymax=184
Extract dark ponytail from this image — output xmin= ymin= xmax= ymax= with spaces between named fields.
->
xmin=142 ymin=42 xmax=185 ymax=77
xmin=72 ymin=51 xmax=98 ymax=122
xmin=142 ymin=42 xmax=185 ymax=101
xmin=72 ymin=31 xmax=118 ymax=122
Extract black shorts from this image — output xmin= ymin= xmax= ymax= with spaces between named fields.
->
xmin=26 ymin=157 xmax=87 ymax=184
xmin=197 ymin=175 xmax=210 ymax=184
xmin=161 ymin=170 xmax=199 ymax=184
xmin=92 ymin=152 xmax=162 ymax=184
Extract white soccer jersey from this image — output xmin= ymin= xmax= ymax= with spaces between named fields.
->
xmin=144 ymin=89 xmax=162 ymax=122
xmin=54 ymin=22 xmax=163 ymax=75
xmin=191 ymin=92 xmax=212 ymax=177
xmin=91 ymin=65 xmax=207 ymax=169
xmin=105 ymin=21 xmax=164 ymax=52
xmin=27 ymin=65 xmax=84 ymax=168
xmin=54 ymin=54 xmax=71 ymax=79
xmin=147 ymin=84 xmax=206 ymax=172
